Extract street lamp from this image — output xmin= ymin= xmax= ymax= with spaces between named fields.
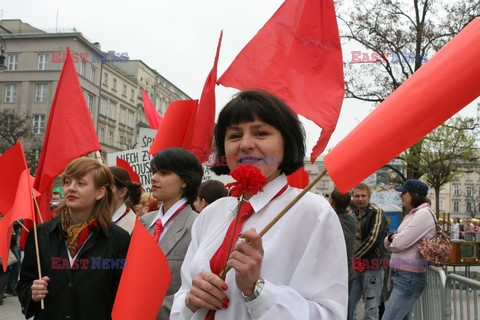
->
xmin=0 ymin=33 xmax=7 ymax=71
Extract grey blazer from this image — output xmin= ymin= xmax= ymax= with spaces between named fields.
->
xmin=140 ymin=205 xmax=198 ymax=320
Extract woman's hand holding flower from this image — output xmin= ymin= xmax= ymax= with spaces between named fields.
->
xmin=186 ymin=272 xmax=230 ymax=313
xmin=227 ymin=228 xmax=264 ymax=296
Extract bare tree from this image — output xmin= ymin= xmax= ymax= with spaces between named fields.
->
xmin=337 ymin=0 xmax=480 ymax=178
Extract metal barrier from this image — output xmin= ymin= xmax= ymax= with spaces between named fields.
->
xmin=413 ymin=266 xmax=447 ymax=320
xmin=445 ymin=273 xmax=480 ymax=320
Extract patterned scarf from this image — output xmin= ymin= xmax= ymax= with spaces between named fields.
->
xmin=60 ymin=209 xmax=98 ymax=257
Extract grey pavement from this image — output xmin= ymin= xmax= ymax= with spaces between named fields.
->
xmin=0 ymin=294 xmax=25 ymax=320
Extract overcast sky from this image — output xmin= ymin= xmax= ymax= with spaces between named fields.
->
xmin=2 ymin=0 xmax=478 ymax=156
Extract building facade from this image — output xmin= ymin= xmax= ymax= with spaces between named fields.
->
xmin=0 ymin=19 xmax=189 ymax=168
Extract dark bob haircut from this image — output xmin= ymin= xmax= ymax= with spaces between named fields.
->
xmin=150 ymin=148 xmax=203 ymax=204
xmin=211 ymin=89 xmax=305 ymax=175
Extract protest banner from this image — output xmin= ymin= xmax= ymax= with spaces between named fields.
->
xmin=107 ymin=148 xmax=153 ymax=191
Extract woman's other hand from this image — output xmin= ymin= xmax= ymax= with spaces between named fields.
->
xmin=31 ymin=276 xmax=50 ymax=301
xmin=227 ymin=228 xmax=264 ymax=296
xmin=185 ymin=272 xmax=230 ymax=313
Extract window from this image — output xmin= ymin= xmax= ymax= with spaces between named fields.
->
xmin=100 ymin=99 xmax=107 ymax=115
xmin=439 ymin=200 xmax=444 ymax=211
xmin=120 ymin=108 xmax=126 ymax=124
xmin=90 ymin=67 xmax=96 ymax=83
xmin=119 ymin=136 xmax=125 ymax=146
xmin=103 ymin=72 xmax=108 ymax=85
xmin=467 ymin=202 xmax=472 ymax=213
xmin=99 ymin=128 xmax=105 ymax=143
xmin=130 ymin=89 xmax=134 ymax=100
xmin=37 ymin=53 xmax=48 ymax=70
xmin=35 ymin=83 xmax=48 ymax=102
xmin=109 ymin=103 xmax=117 ymax=120
xmin=122 ymin=84 xmax=127 ymax=96
xmin=32 ymin=114 xmax=46 ymax=134
xmin=128 ymin=112 xmax=134 ymax=128
xmin=108 ymin=131 xmax=113 ymax=145
xmin=467 ymin=185 xmax=473 ymax=196
xmin=112 ymin=78 xmax=117 ymax=90
xmin=7 ymin=54 xmax=18 ymax=70
xmin=4 ymin=84 xmax=17 ymax=103
xmin=466 ymin=172 xmax=472 ymax=181
xmin=453 ymin=201 xmax=459 ymax=212
xmin=453 ymin=185 xmax=460 ymax=196
xmin=87 ymin=94 xmax=94 ymax=114
xmin=80 ymin=61 xmax=86 ymax=76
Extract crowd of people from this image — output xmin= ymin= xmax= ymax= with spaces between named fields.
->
xmin=0 ymin=89 xmax=454 ymax=320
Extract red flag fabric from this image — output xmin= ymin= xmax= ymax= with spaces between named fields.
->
xmin=149 ymin=100 xmax=198 ymax=155
xmin=21 ymin=47 xmax=101 ymax=247
xmin=116 ymin=157 xmax=141 ymax=185
xmin=142 ymin=89 xmax=163 ymax=130
xmin=0 ymin=142 xmax=35 ymax=271
xmin=112 ymin=219 xmax=171 ymax=320
xmin=0 ymin=141 xmax=29 ymax=216
xmin=218 ymin=0 xmax=344 ymax=162
xmin=287 ymin=167 xmax=310 ymax=189
xmin=190 ymin=31 xmax=223 ymax=163
xmin=324 ymin=18 xmax=480 ymax=194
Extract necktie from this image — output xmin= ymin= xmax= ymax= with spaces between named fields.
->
xmin=152 ymin=203 xmax=187 ymax=243
xmin=209 ymin=200 xmax=254 ymax=276
xmin=153 ymin=219 xmax=164 ymax=243
xmin=205 ymin=185 xmax=287 ymax=320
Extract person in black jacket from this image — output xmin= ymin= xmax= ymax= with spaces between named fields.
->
xmin=17 ymin=157 xmax=130 ymax=320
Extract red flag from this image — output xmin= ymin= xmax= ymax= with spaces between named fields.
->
xmin=287 ymin=167 xmax=309 ymax=189
xmin=324 ymin=18 xmax=480 ymax=194
xmin=0 ymin=142 xmax=35 ymax=271
xmin=142 ymin=89 xmax=163 ymax=130
xmin=112 ymin=219 xmax=171 ymax=320
xmin=21 ymin=47 xmax=101 ymax=247
xmin=116 ymin=157 xmax=141 ymax=185
xmin=149 ymin=100 xmax=198 ymax=155
xmin=190 ymin=31 xmax=223 ymax=163
xmin=218 ymin=0 xmax=344 ymax=162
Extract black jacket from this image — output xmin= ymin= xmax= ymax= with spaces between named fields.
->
xmin=17 ymin=216 xmax=130 ymax=320
xmin=354 ymin=203 xmax=388 ymax=262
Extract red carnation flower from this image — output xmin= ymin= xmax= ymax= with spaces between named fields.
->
xmin=225 ymin=165 xmax=267 ymax=198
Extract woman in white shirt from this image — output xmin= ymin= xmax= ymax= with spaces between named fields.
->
xmin=171 ymin=89 xmax=348 ymax=320
xmin=109 ymin=166 xmax=142 ymax=234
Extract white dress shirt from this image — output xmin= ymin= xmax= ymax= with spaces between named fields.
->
xmin=171 ymin=174 xmax=348 ymax=320
xmin=112 ymin=203 xmax=136 ymax=234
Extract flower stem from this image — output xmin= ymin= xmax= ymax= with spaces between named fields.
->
xmin=219 ymin=196 xmax=244 ymax=279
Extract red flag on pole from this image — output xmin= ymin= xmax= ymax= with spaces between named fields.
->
xmin=112 ymin=219 xmax=171 ymax=320
xmin=116 ymin=157 xmax=141 ymax=185
xmin=287 ymin=167 xmax=310 ymax=189
xmin=190 ymin=31 xmax=223 ymax=163
xmin=0 ymin=141 xmax=36 ymax=271
xmin=20 ymin=47 xmax=101 ymax=247
xmin=324 ymin=18 xmax=480 ymax=194
xmin=149 ymin=100 xmax=198 ymax=155
xmin=142 ymin=89 xmax=163 ymax=130
xmin=218 ymin=0 xmax=344 ymax=162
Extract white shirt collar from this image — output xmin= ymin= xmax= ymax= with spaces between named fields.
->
xmin=148 ymin=197 xmax=188 ymax=229
xmin=112 ymin=203 xmax=127 ymax=223
xmin=248 ymin=174 xmax=288 ymax=213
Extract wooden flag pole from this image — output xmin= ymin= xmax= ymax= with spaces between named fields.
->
xmin=17 ymin=220 xmax=29 ymax=232
xmin=259 ymin=168 xmax=327 ymax=237
xmin=32 ymin=194 xmax=44 ymax=224
xmin=31 ymin=189 xmax=45 ymax=309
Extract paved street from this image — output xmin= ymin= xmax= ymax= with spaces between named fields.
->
xmin=0 ymin=294 xmax=24 ymax=320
